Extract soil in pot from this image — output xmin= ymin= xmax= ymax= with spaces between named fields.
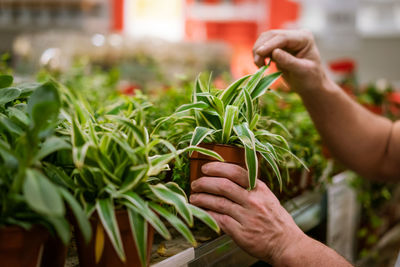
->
xmin=75 ymin=209 xmax=154 ymax=267
xmin=0 ymin=225 xmax=49 ymax=267
xmin=190 ymin=143 xmax=247 ymax=184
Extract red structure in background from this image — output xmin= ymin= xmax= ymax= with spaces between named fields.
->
xmin=111 ymin=0 xmax=124 ymax=32
xmin=185 ymin=0 xmax=299 ymax=78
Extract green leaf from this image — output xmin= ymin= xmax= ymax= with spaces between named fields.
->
xmin=260 ymin=151 xmax=282 ymax=191
xmin=127 ymin=208 xmax=148 ymax=267
xmin=73 ymin=142 xmax=90 ymax=169
xmin=119 ymin=191 xmax=170 ymax=240
xmin=243 ymin=89 xmax=254 ymax=123
xmin=187 ymin=204 xmax=220 ymax=233
xmin=251 ymin=72 xmax=281 ymax=99
xmin=176 ymin=102 xmax=209 ymax=113
xmin=47 ymin=216 xmax=71 ymax=245
xmin=149 ymin=203 xmax=196 ymax=246
xmin=222 ymin=105 xmax=238 ymax=144
xmin=244 ymin=145 xmax=258 ymax=190
xmin=246 ymin=65 xmax=267 ymax=95
xmin=43 ymin=162 xmax=76 ymax=190
xmin=96 ymin=198 xmax=125 ymax=262
xmin=220 ymin=74 xmax=251 ymax=105
xmin=119 ymin=165 xmax=148 ymax=193
xmin=35 ymin=136 xmax=70 ymax=162
xmin=233 ymin=123 xmax=258 ymax=190
xmin=190 ymin=126 xmax=214 ymax=147
xmin=113 ymin=117 xmax=146 ymax=146
xmin=0 ymin=115 xmax=23 ymax=136
xmin=165 ymin=182 xmax=188 ymax=201
xmin=0 ymin=74 xmax=13 ymax=88
xmin=148 ymin=153 xmax=176 ymax=176
xmin=0 ymin=87 xmax=21 ymax=105
xmin=7 ymin=107 xmax=30 ymax=126
xmin=150 ymin=184 xmax=193 ymax=226
xmin=183 ymin=146 xmax=224 ymax=162
xmin=72 ymin=118 xmax=86 ymax=147
xmin=27 ymin=81 xmax=60 ymax=131
xmin=59 ymin=188 xmax=92 ymax=244
xmin=23 ymin=169 xmax=65 ymax=216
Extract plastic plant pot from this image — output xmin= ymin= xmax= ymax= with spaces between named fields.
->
xmin=75 ymin=210 xmax=154 ymax=267
xmin=0 ymin=225 xmax=49 ymax=267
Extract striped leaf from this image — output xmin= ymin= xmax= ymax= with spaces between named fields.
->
xmin=243 ymin=89 xmax=254 ymax=124
xmin=260 ymin=151 xmax=283 ymax=191
xmin=127 ymin=208 xmax=148 ymax=267
xmin=190 ymin=126 xmax=214 ymax=147
xmin=119 ymin=191 xmax=170 ymax=240
xmin=220 ymin=74 xmax=251 ymax=105
xmin=150 ymin=184 xmax=193 ymax=226
xmin=245 ymin=65 xmax=267 ymax=95
xmin=233 ymin=123 xmax=258 ymax=190
xmin=187 ymin=204 xmax=220 ymax=233
xmin=149 ymin=203 xmax=196 ymax=246
xmin=176 ymin=102 xmax=209 ymax=113
xmin=251 ymin=72 xmax=282 ymax=100
xmin=96 ymin=198 xmax=125 ymax=262
xmin=184 ymin=146 xmax=224 ymax=162
xmin=222 ymin=105 xmax=238 ymax=144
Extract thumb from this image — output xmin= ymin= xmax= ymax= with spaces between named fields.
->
xmin=272 ymin=48 xmax=302 ymax=71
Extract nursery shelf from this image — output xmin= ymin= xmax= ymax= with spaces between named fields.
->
xmin=150 ymin=190 xmax=326 ymax=267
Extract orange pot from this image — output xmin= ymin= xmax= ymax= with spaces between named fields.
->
xmin=189 ymin=143 xmax=247 ymax=184
xmin=0 ymin=225 xmax=49 ymax=267
xmin=75 ymin=209 xmax=154 ymax=267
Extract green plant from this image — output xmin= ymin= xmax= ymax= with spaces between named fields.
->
xmin=57 ymin=85 xmax=222 ymax=267
xmin=0 ymin=74 xmax=91 ymax=245
xmin=156 ymin=66 xmax=306 ymax=190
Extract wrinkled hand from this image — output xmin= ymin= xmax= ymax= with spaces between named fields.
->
xmin=253 ymin=29 xmax=327 ymax=93
xmin=189 ymin=162 xmax=305 ymax=265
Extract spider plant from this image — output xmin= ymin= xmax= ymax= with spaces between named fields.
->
xmin=57 ymin=86 xmax=222 ymax=267
xmin=0 ymin=74 xmax=91 ymax=245
xmin=155 ymin=66 xmax=307 ymax=190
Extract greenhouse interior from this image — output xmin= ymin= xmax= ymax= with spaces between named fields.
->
xmin=1 ymin=0 xmax=400 ymax=267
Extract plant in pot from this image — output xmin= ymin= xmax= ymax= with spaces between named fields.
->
xmin=57 ymin=89 xmax=222 ymax=267
xmin=0 ymin=75 xmax=91 ymax=267
xmin=156 ymin=65 xmax=306 ymax=190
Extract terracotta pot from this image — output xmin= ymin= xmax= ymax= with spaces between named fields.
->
xmin=190 ymin=143 xmax=247 ymax=184
xmin=40 ymin=235 xmax=68 ymax=267
xmin=75 ymin=209 xmax=154 ymax=267
xmin=0 ymin=225 xmax=49 ymax=267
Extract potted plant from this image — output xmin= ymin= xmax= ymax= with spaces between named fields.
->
xmin=57 ymin=87 xmax=222 ymax=267
xmin=157 ymin=66 xmax=305 ymax=190
xmin=0 ymin=75 xmax=91 ymax=267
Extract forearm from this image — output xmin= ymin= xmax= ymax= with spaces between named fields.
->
xmin=298 ymin=76 xmax=398 ymax=180
xmin=276 ymin=234 xmax=352 ymax=267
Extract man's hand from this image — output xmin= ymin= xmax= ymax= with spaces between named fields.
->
xmin=189 ymin=162 xmax=305 ymax=265
xmin=253 ymin=29 xmax=327 ymax=93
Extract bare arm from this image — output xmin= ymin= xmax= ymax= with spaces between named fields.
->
xmin=253 ymin=29 xmax=400 ymax=181
xmin=190 ymin=162 xmax=352 ymax=267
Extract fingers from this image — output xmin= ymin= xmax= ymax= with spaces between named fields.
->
xmin=253 ymin=29 xmax=313 ymax=68
xmin=206 ymin=210 xmax=243 ymax=237
xmin=190 ymin=193 xmax=245 ymax=223
xmin=272 ymin=48 xmax=302 ymax=72
xmin=201 ymin=162 xmax=249 ymax=188
xmin=191 ymin=177 xmax=248 ymax=205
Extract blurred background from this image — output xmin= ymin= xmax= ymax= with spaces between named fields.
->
xmin=1 ymin=0 xmax=400 ymax=87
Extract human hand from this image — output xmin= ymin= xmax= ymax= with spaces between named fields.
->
xmin=189 ymin=162 xmax=306 ymax=265
xmin=253 ymin=29 xmax=327 ymax=93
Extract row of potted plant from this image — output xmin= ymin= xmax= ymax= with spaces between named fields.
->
xmin=1 ymin=63 xmax=312 ymax=266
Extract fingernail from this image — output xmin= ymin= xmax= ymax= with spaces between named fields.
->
xmin=201 ymin=164 xmax=209 ymax=174
xmin=189 ymin=195 xmax=197 ymax=202
xmin=191 ymin=181 xmax=197 ymax=189
xmin=256 ymin=45 xmax=265 ymax=54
